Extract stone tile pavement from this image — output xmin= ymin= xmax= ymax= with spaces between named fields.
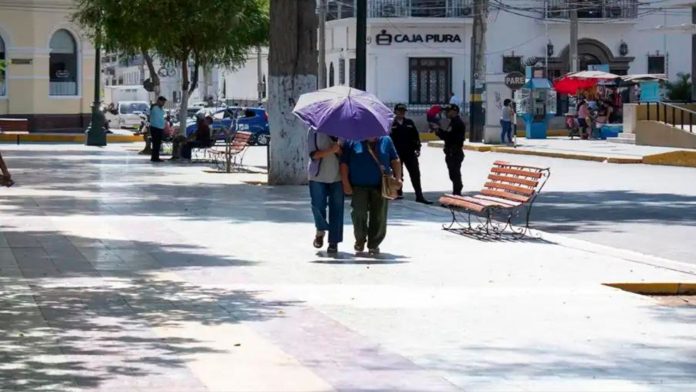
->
xmin=0 ymin=144 xmax=694 ymax=391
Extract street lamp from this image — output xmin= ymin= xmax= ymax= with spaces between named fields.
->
xmin=85 ymin=32 xmax=106 ymax=146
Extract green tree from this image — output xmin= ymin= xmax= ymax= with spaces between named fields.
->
xmin=665 ymin=73 xmax=692 ymax=102
xmin=73 ymin=0 xmax=269 ymax=133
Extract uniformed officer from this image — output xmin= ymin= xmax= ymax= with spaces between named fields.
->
xmin=390 ymin=104 xmax=432 ymax=204
xmin=436 ymin=104 xmax=465 ymax=196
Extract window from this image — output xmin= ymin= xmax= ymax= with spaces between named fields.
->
xmin=349 ymin=59 xmax=356 ymax=88
xmin=328 ymin=62 xmax=335 ymax=87
xmin=0 ymin=35 xmax=6 ymax=96
xmin=502 ymin=56 xmax=523 ymax=73
xmin=648 ymin=55 xmax=665 ymax=74
xmin=338 ymin=58 xmax=346 ymax=85
xmin=409 ymin=58 xmax=451 ymax=104
xmin=49 ymin=29 xmax=78 ymax=96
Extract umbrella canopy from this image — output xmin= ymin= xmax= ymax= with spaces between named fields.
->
xmin=553 ymin=70 xmax=622 ymax=95
xmin=293 ymin=86 xmax=393 ymax=140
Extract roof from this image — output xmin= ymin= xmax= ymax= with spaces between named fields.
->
xmin=524 ymin=78 xmax=553 ymax=89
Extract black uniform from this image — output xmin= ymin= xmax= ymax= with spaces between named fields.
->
xmin=390 ymin=117 xmax=425 ymax=200
xmin=437 ymin=115 xmax=465 ymax=195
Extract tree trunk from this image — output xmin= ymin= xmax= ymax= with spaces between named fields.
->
xmin=179 ymin=56 xmax=190 ymax=137
xmin=142 ymin=50 xmax=161 ymax=97
xmin=268 ymin=0 xmax=318 ymax=185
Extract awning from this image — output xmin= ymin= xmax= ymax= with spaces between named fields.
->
xmin=621 ymin=74 xmax=668 ymax=82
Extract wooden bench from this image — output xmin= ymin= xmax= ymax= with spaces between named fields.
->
xmin=439 ymin=161 xmax=550 ymax=239
xmin=209 ymin=131 xmax=252 ymax=172
xmin=0 ymin=119 xmax=31 ymax=145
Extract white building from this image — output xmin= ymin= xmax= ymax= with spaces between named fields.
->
xmin=220 ymin=47 xmax=268 ymax=106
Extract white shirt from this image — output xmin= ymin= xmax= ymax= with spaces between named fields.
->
xmin=449 ymin=95 xmax=462 ymax=106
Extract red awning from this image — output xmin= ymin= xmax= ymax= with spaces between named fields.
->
xmin=553 ymin=77 xmax=598 ymax=95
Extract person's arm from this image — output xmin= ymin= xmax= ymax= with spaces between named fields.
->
xmin=409 ymin=120 xmax=422 ymax=154
xmin=311 ymin=143 xmax=340 ymax=160
xmin=340 ymin=163 xmax=352 ymax=195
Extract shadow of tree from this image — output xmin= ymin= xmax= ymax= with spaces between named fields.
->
xmin=0 ymin=230 xmax=298 ymax=390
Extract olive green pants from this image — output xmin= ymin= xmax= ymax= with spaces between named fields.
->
xmin=351 ymin=186 xmax=389 ymax=249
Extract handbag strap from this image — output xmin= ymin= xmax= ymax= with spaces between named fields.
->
xmin=366 ymin=141 xmax=387 ymax=175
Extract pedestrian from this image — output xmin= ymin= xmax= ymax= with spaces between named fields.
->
xmin=449 ymin=91 xmax=462 ymax=107
xmin=340 ymin=136 xmax=402 ymax=256
xmin=179 ymin=115 xmax=213 ymax=161
xmin=149 ymin=96 xmax=167 ymax=162
xmin=426 ymin=104 xmax=443 ymax=133
xmin=0 ymin=151 xmax=14 ymax=187
xmin=436 ymin=104 xmax=465 ymax=196
xmin=308 ymin=129 xmax=344 ymax=254
xmin=577 ymin=98 xmax=591 ymax=140
xmin=500 ymin=99 xmax=514 ymax=145
xmin=390 ymin=104 xmax=432 ymax=204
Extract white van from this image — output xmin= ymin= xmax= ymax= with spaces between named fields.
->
xmin=105 ymin=101 xmax=150 ymax=129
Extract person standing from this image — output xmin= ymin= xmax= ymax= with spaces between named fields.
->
xmin=307 ymin=129 xmax=344 ymax=255
xmin=426 ymin=104 xmax=443 ymax=133
xmin=390 ymin=104 xmax=432 ymax=204
xmin=436 ymin=104 xmax=465 ymax=196
xmin=149 ymin=96 xmax=167 ymax=162
xmin=500 ymin=99 xmax=514 ymax=145
xmin=341 ymin=136 xmax=401 ymax=256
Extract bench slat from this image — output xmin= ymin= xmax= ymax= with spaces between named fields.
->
xmin=439 ymin=195 xmax=487 ymax=213
xmin=480 ymin=189 xmax=530 ymax=203
xmin=473 ymin=195 xmax=521 ymax=207
xmin=484 ymin=182 xmax=535 ymax=196
xmin=494 ymin=160 xmax=549 ymax=171
xmin=487 ymin=174 xmax=538 ymax=188
xmin=491 ymin=167 xmax=543 ymax=179
xmin=460 ymin=196 xmax=515 ymax=208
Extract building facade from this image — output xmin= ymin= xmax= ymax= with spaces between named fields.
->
xmin=0 ymin=0 xmax=95 ymax=131
xmin=322 ymin=0 xmax=692 ymax=113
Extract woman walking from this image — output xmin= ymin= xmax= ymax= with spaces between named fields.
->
xmin=308 ymin=129 xmax=344 ymax=254
xmin=500 ymin=99 xmax=514 ymax=145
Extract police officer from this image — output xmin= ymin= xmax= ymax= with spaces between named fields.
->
xmin=390 ymin=104 xmax=432 ymax=204
xmin=436 ymin=104 xmax=465 ymax=196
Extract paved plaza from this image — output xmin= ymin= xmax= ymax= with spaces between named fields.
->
xmin=0 ymin=143 xmax=695 ymax=391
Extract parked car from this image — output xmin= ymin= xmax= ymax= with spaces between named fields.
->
xmin=104 ymin=101 xmax=150 ymax=129
xmin=180 ymin=107 xmax=270 ymax=145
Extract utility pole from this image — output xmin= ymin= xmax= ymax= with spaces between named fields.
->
xmin=692 ymin=5 xmax=695 ymax=100
xmin=355 ymin=0 xmax=367 ymax=90
xmin=318 ymin=0 xmax=327 ymax=88
xmin=256 ymin=45 xmax=263 ymax=103
xmin=569 ymin=2 xmax=578 ymax=72
xmin=469 ymin=0 xmax=487 ymax=142
xmin=86 ymin=35 xmax=106 ymax=146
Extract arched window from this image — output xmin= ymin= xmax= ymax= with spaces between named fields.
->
xmin=49 ymin=29 xmax=78 ymax=96
xmin=328 ymin=62 xmax=335 ymax=87
xmin=0 ymin=35 xmax=6 ymax=96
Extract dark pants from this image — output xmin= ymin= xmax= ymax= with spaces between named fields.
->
xmin=150 ymin=127 xmax=163 ymax=161
xmin=445 ymin=148 xmax=464 ymax=195
xmin=181 ymin=141 xmax=209 ymax=160
xmin=309 ymin=181 xmax=345 ymax=245
xmin=351 ymin=186 xmax=388 ymax=250
xmin=500 ymin=120 xmax=513 ymax=144
xmin=397 ymin=153 xmax=424 ymax=199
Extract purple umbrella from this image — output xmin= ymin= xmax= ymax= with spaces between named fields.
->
xmin=293 ymin=86 xmax=394 ymax=140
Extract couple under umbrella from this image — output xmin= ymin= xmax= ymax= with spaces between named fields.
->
xmin=294 ymin=86 xmax=427 ymax=256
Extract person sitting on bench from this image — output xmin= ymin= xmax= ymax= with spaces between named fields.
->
xmin=179 ymin=115 xmax=213 ymax=161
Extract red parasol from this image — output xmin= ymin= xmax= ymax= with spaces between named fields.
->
xmin=553 ymin=71 xmax=621 ymax=95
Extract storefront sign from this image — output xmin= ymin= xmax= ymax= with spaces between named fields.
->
xmin=375 ymin=29 xmax=462 ymax=46
xmin=504 ymin=71 xmax=526 ymax=90
xmin=11 ymin=58 xmax=32 ymax=65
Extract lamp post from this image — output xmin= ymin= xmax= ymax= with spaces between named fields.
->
xmin=86 ymin=35 xmax=106 ymax=146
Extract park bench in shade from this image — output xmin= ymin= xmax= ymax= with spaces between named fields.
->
xmin=209 ymin=130 xmax=252 ymax=172
xmin=439 ymin=161 xmax=550 ymax=239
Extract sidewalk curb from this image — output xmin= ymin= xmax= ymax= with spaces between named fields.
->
xmin=0 ymin=134 xmax=141 ymax=144
xmin=643 ymin=150 xmax=696 ymax=168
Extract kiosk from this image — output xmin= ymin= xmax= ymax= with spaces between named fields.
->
xmin=514 ymin=78 xmax=556 ymax=139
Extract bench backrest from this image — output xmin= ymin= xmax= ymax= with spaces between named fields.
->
xmin=480 ymin=161 xmax=550 ymax=205
xmin=229 ymin=131 xmax=252 ymax=153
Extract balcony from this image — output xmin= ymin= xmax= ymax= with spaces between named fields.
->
xmin=327 ymin=0 xmax=473 ymax=21
xmin=546 ymin=0 xmax=638 ymax=20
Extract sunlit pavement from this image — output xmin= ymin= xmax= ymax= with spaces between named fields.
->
xmin=0 ymin=144 xmax=695 ymax=391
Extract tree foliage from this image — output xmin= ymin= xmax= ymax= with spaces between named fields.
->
xmin=73 ymin=0 xmax=269 ymax=131
xmin=665 ymin=73 xmax=692 ymax=102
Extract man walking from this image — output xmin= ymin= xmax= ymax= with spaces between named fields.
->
xmin=436 ymin=104 xmax=465 ymax=196
xmin=390 ymin=104 xmax=431 ymax=204
xmin=149 ymin=96 xmax=167 ymax=162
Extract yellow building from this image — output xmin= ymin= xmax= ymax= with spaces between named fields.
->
xmin=0 ymin=0 xmax=94 ymax=131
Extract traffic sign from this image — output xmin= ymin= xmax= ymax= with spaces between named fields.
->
xmin=504 ymin=71 xmax=526 ymax=90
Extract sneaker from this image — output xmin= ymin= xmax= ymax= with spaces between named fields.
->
xmin=327 ymin=243 xmax=338 ymax=254
xmin=368 ymin=247 xmax=380 ymax=256
xmin=416 ymin=198 xmax=433 ymax=205
xmin=354 ymin=242 xmax=365 ymax=253
xmin=313 ymin=232 xmax=325 ymax=249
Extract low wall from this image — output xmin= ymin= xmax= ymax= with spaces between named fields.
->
xmin=0 ymin=118 xmax=29 ymax=133
xmin=636 ymin=120 xmax=696 ymax=149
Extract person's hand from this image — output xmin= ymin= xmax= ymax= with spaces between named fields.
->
xmin=397 ymin=179 xmax=404 ymax=190
xmin=342 ymin=182 xmax=353 ymax=196
xmin=330 ymin=143 xmax=342 ymax=154
xmin=415 ymin=149 xmax=421 ymax=158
